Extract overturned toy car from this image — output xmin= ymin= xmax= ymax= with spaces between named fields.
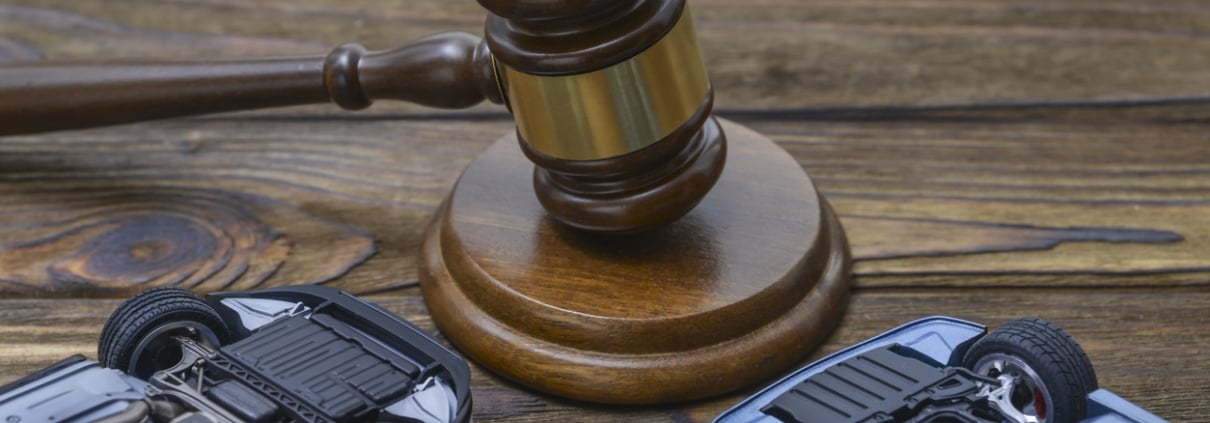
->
xmin=715 ymin=316 xmax=1164 ymax=423
xmin=0 ymin=285 xmax=472 ymax=423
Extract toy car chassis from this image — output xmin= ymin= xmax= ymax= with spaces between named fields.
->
xmin=714 ymin=316 xmax=1164 ymax=423
xmin=0 ymin=285 xmax=471 ymax=423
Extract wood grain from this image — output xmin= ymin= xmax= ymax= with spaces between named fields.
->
xmin=0 ymin=186 xmax=377 ymax=297
xmin=2 ymin=0 xmax=1209 ymax=421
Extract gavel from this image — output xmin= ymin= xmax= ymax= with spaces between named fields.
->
xmin=1 ymin=0 xmax=851 ymax=405
xmin=0 ymin=0 xmax=722 ymax=234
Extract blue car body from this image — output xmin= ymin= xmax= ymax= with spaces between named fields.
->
xmin=714 ymin=316 xmax=1165 ymax=423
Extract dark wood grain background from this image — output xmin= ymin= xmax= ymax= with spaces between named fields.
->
xmin=2 ymin=0 xmax=1209 ymax=421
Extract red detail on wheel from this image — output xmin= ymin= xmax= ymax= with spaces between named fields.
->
xmin=1035 ymin=388 xmax=1048 ymax=419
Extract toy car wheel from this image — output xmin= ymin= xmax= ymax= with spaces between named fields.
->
xmin=98 ymin=287 xmax=230 ymax=379
xmin=962 ymin=318 xmax=1098 ymax=423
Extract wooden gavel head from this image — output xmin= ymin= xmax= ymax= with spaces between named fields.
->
xmin=478 ymin=0 xmax=725 ymax=233
xmin=0 ymin=0 xmax=722 ymax=233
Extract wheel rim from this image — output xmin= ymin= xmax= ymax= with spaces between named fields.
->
xmin=128 ymin=321 xmax=221 ymax=379
xmin=973 ymin=353 xmax=1054 ymax=423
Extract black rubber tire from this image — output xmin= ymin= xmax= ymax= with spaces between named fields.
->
xmin=98 ymin=287 xmax=230 ymax=378
xmin=962 ymin=318 xmax=1098 ymax=423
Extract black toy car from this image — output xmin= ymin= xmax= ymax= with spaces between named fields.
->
xmin=0 ymin=286 xmax=471 ymax=423
xmin=715 ymin=316 xmax=1164 ymax=423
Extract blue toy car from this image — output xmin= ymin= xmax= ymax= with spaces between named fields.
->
xmin=0 ymin=286 xmax=471 ymax=423
xmin=715 ymin=316 xmax=1164 ymax=423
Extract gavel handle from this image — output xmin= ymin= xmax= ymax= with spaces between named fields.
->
xmin=0 ymin=32 xmax=497 ymax=136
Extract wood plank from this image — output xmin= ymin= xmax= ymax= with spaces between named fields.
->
xmin=1 ymin=288 xmax=1204 ymax=421
xmin=0 ymin=118 xmax=498 ymax=296
xmin=3 ymin=112 xmax=1209 ymax=296
xmin=4 ymin=0 xmax=1210 ymax=109
xmin=751 ymin=117 xmax=1210 ymax=281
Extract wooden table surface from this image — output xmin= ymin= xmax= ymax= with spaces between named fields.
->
xmin=2 ymin=1 xmax=1209 ymax=421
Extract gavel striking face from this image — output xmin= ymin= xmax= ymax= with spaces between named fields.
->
xmin=0 ymin=0 xmax=722 ymax=233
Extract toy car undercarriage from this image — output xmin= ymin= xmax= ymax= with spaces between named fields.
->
xmin=716 ymin=317 xmax=1163 ymax=423
xmin=123 ymin=315 xmax=456 ymax=423
xmin=0 ymin=286 xmax=471 ymax=423
xmin=764 ymin=344 xmax=1057 ymax=423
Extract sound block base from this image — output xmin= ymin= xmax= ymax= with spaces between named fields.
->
xmin=419 ymin=119 xmax=851 ymax=404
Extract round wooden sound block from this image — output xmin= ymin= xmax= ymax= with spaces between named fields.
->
xmin=419 ymin=118 xmax=851 ymax=404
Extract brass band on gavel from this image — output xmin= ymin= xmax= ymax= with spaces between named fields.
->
xmin=493 ymin=5 xmax=710 ymax=161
